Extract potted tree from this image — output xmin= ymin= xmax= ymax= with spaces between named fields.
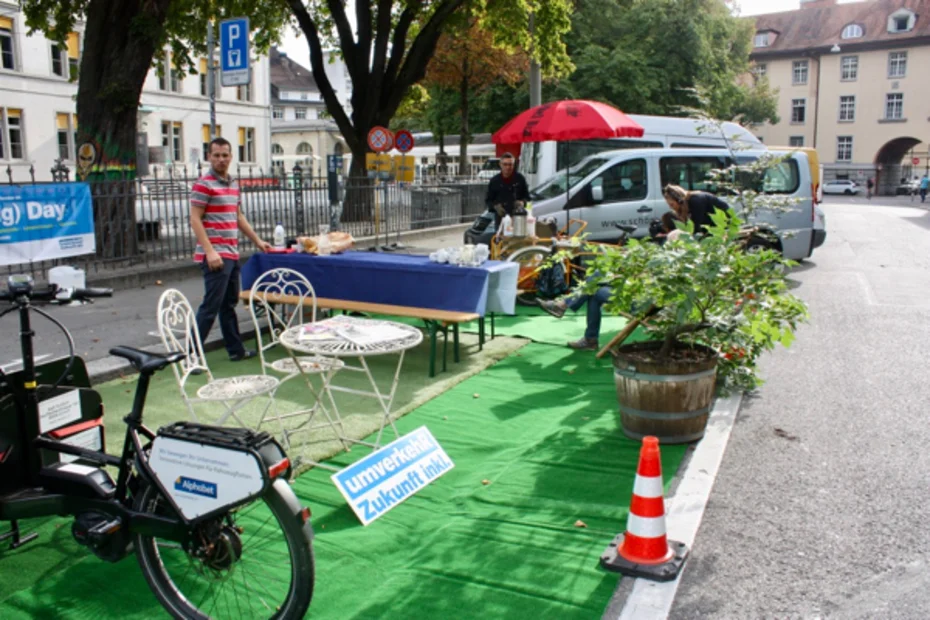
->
xmin=574 ymin=210 xmax=808 ymax=443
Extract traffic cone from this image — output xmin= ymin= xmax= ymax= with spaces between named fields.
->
xmin=600 ymin=436 xmax=688 ymax=581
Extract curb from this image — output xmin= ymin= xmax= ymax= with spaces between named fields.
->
xmin=83 ymin=223 xmax=471 ymax=291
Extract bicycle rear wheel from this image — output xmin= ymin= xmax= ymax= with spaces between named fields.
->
xmin=134 ymin=479 xmax=314 ymax=619
xmin=507 ymin=245 xmax=562 ymax=306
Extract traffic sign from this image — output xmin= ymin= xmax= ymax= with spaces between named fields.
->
xmin=220 ymin=17 xmax=250 ymax=87
xmin=913 ymin=157 xmax=920 ymax=165
xmin=367 ymin=126 xmax=394 ymax=153
xmin=394 ymin=129 xmax=415 ymax=153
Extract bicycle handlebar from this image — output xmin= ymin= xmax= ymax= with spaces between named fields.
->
xmin=0 ymin=285 xmax=113 ymax=304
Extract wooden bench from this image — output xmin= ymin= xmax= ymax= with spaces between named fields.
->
xmin=239 ymin=291 xmax=488 ymax=377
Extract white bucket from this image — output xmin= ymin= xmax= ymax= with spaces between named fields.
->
xmin=48 ymin=266 xmax=86 ymax=290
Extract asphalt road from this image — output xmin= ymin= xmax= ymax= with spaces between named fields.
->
xmin=669 ymin=194 xmax=930 ymax=618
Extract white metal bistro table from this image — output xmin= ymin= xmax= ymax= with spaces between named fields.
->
xmin=279 ymin=316 xmax=424 ymax=460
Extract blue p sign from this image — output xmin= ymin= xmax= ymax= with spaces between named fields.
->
xmin=220 ymin=17 xmax=250 ymax=87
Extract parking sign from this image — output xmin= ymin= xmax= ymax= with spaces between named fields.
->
xmin=220 ymin=17 xmax=250 ymax=87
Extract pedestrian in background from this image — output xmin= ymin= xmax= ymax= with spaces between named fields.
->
xmin=661 ymin=184 xmax=731 ymax=235
xmin=866 ymin=177 xmax=874 ymax=199
xmin=190 ymin=137 xmax=271 ymax=362
xmin=920 ymin=174 xmax=929 ymax=204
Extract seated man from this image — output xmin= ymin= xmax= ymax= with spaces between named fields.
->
xmin=538 ymin=286 xmax=611 ymax=351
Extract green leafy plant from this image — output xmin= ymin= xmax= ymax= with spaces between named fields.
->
xmin=575 ymin=210 xmax=808 ymax=393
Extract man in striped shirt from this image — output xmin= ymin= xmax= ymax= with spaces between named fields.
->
xmin=190 ymin=137 xmax=271 ymax=361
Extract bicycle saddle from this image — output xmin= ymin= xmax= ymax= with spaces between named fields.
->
xmin=109 ymin=346 xmax=185 ymax=374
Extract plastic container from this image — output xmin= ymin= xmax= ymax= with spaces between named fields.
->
xmin=501 ymin=214 xmax=514 ymax=238
xmin=317 ymin=234 xmax=332 ymax=256
xmin=273 ymin=223 xmax=285 ymax=249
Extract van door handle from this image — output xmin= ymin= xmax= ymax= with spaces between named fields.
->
xmin=637 ymin=205 xmax=652 ymax=213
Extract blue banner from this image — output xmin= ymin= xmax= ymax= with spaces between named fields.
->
xmin=331 ymin=426 xmax=455 ymax=526
xmin=0 ymin=183 xmax=95 ymax=266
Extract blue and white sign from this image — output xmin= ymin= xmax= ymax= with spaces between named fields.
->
xmin=332 ymin=426 xmax=454 ymax=526
xmin=0 ymin=183 xmax=95 ymax=266
xmin=220 ymin=17 xmax=250 ymax=87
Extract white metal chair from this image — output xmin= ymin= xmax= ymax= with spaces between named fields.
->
xmin=156 ymin=288 xmax=279 ymax=429
xmin=247 ymin=268 xmax=348 ymax=454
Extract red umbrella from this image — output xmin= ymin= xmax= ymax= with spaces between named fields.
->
xmin=492 ymin=99 xmax=644 ymax=144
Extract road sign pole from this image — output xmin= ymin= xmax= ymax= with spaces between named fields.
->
xmin=207 ymin=21 xmax=216 ymax=139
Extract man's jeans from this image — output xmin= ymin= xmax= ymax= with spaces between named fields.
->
xmin=196 ymin=258 xmax=246 ymax=358
xmin=565 ymin=286 xmax=612 ymax=341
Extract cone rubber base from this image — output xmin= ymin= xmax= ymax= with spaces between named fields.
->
xmin=599 ymin=533 xmax=689 ymax=582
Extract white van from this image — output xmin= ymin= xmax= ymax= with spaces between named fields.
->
xmin=522 ymin=146 xmax=819 ymax=261
xmin=519 ymin=115 xmax=764 ymax=189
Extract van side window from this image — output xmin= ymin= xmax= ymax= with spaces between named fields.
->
xmin=734 ymin=156 xmax=801 ymax=194
xmin=660 ymin=156 xmax=730 ymax=192
xmin=593 ymin=158 xmax=647 ymax=202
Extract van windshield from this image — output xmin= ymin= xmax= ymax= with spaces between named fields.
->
xmin=530 ymin=156 xmax=609 ymax=199
xmin=481 ymin=159 xmax=500 ymax=171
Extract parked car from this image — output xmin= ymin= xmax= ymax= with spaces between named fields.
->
xmin=822 ymin=180 xmax=861 ymax=195
xmin=896 ymin=179 xmax=920 ymax=195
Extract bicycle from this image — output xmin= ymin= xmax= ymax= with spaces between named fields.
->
xmin=492 ymin=219 xmax=636 ymax=306
xmin=0 ymin=274 xmax=315 ymax=619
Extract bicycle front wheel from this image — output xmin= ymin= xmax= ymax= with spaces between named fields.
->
xmin=134 ymin=479 xmax=314 ymax=619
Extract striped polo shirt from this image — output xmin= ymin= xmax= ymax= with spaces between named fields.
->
xmin=191 ymin=169 xmax=240 ymax=261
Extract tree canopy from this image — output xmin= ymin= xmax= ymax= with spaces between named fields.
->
xmin=283 ymin=0 xmax=574 ymax=177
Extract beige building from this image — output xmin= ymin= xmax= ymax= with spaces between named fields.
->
xmin=750 ymin=0 xmax=929 ymax=194
xmin=269 ymin=47 xmax=348 ymax=178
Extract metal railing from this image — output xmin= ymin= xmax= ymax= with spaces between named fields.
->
xmin=3 ymin=161 xmax=487 ymax=280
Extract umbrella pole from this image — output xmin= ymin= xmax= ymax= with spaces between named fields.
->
xmin=565 ymin=141 xmax=571 ymax=236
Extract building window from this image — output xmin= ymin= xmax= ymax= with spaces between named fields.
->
xmin=296 ymin=142 xmax=312 ymax=155
xmin=836 ymin=137 xmax=853 ymax=162
xmin=888 ymin=51 xmax=907 ymax=78
xmin=754 ymin=32 xmax=769 ymax=47
xmin=885 ymin=93 xmax=903 ymax=120
xmin=0 ymin=16 xmax=16 ymax=70
xmin=271 ymin=143 xmax=284 ymax=155
xmin=752 ymin=63 xmax=767 ymax=80
xmin=236 ymin=83 xmax=251 ymax=102
xmin=273 ymin=106 xmax=283 ymax=119
xmin=238 ymin=127 xmax=255 ymax=162
xmin=791 ymin=99 xmax=806 ymax=124
xmin=159 ymin=53 xmax=182 ymax=93
xmin=56 ymin=113 xmax=78 ymax=160
xmin=841 ymin=56 xmax=858 ymax=81
xmin=201 ymin=124 xmax=222 ymax=161
xmin=51 ymin=43 xmax=65 ymax=77
xmin=839 ymin=96 xmax=856 ymax=122
xmin=789 ymin=136 xmax=804 ymax=148
xmin=841 ymin=24 xmax=863 ymax=39
xmin=295 ymin=107 xmax=307 ymax=120
xmin=792 ymin=60 xmax=808 ymax=85
xmin=161 ymin=121 xmax=183 ymax=161
xmin=199 ymin=59 xmax=208 ymax=96
xmin=0 ymin=108 xmax=24 ymax=159
xmin=300 ymin=92 xmax=308 ymax=100
xmin=888 ymin=10 xmax=915 ymax=33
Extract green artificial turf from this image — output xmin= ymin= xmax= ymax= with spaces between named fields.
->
xmin=0 ymin=343 xmax=688 ymax=619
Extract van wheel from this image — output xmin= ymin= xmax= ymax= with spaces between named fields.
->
xmin=844 ymin=189 xmax=852 ymax=195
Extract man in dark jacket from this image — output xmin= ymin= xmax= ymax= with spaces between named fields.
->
xmin=485 ymin=152 xmax=530 ymax=228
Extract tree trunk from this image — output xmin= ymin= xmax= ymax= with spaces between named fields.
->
xmin=76 ymin=0 xmax=171 ymax=260
xmin=458 ymin=57 xmax=469 ymax=179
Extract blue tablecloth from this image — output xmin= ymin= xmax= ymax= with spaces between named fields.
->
xmin=241 ymin=251 xmax=517 ymax=316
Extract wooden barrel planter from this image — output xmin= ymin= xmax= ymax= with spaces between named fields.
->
xmin=612 ymin=341 xmax=718 ymax=444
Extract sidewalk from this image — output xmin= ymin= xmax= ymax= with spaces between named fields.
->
xmin=0 ymin=224 xmax=470 ymax=383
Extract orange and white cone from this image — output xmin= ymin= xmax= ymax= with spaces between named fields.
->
xmin=600 ymin=436 xmax=688 ymax=581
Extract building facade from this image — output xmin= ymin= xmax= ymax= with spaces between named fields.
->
xmin=269 ymin=47 xmax=349 ymax=178
xmin=750 ymin=0 xmax=930 ymax=194
xmin=0 ymin=3 xmax=271 ymax=182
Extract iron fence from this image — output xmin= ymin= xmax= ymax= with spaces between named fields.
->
xmin=3 ymin=161 xmax=487 ymax=280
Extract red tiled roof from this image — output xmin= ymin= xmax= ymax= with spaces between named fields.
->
xmin=751 ymin=0 xmax=929 ymax=56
